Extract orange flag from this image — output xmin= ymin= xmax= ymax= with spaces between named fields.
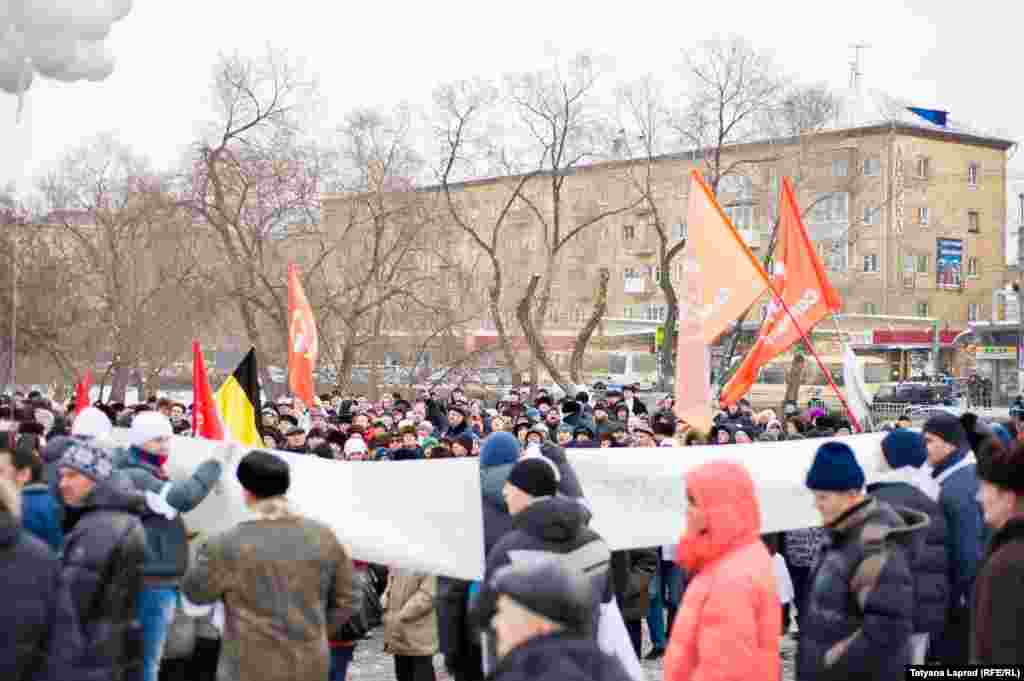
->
xmin=192 ymin=341 xmax=224 ymax=440
xmin=288 ymin=264 xmax=319 ymax=406
xmin=673 ymin=171 xmax=771 ymax=433
xmin=685 ymin=170 xmax=772 ymax=344
xmin=719 ymin=177 xmax=842 ymax=405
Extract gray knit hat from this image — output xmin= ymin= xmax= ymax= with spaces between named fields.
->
xmin=58 ymin=440 xmax=116 ymax=481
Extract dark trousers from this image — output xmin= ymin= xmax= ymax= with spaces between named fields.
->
xmin=787 ymin=564 xmax=813 ymax=629
xmin=625 ymin=619 xmax=643 ymax=659
xmin=928 ymin=605 xmax=970 ymax=665
xmin=395 ymin=655 xmax=436 ymax=681
xmin=330 ymin=645 xmax=356 ymax=681
xmin=158 ymin=637 xmax=220 ymax=681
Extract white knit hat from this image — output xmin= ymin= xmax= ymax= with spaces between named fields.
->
xmin=71 ymin=407 xmax=113 ymax=438
xmin=129 ymin=411 xmax=173 ymax=447
xmin=344 ymin=434 xmax=367 ymax=456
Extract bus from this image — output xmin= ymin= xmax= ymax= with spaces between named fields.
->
xmin=743 ymin=353 xmax=892 ymax=411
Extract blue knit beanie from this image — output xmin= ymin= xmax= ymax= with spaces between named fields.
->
xmin=480 ymin=432 xmax=521 ymax=467
xmin=806 ymin=441 xmax=865 ymax=491
xmin=881 ymin=430 xmax=927 ymax=469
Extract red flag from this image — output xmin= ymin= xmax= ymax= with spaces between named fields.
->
xmin=684 ymin=171 xmax=773 ymax=343
xmin=74 ymin=370 xmax=92 ymax=417
xmin=720 ymin=177 xmax=842 ymax=405
xmin=288 ymin=264 xmax=319 ymax=407
xmin=192 ymin=341 xmax=224 ymax=440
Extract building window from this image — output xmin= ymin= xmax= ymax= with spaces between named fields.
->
xmin=902 ymin=254 xmax=917 ymax=273
xmin=916 ymin=157 xmax=930 ymax=179
xmin=915 ymin=301 xmax=930 ymax=317
xmin=1018 ymin=194 xmax=1024 ymax=226
xmin=863 ymin=157 xmax=881 ymax=177
xmin=723 ymin=204 xmax=754 ymax=230
xmin=968 ymin=303 xmax=979 ymax=322
xmin=862 ymin=253 xmax=879 ymax=272
xmin=623 ymin=224 xmax=635 ymax=240
xmin=863 ymin=205 xmax=876 ymax=225
xmin=863 ymin=302 xmax=878 ymax=315
xmin=968 ymin=211 xmax=980 ymax=233
xmin=818 ymin=240 xmax=847 ymax=272
xmin=967 ymin=257 xmax=979 ymax=277
xmin=720 ymin=175 xmax=753 ymax=199
xmin=671 ymin=222 xmax=687 ymax=241
xmin=968 ymin=162 xmax=978 ymax=187
xmin=811 ymin=192 xmax=849 ymax=223
xmin=832 ymin=159 xmax=849 ymax=177
xmin=918 ymin=206 xmax=930 ymax=225
xmin=916 ymin=254 xmax=929 ymax=274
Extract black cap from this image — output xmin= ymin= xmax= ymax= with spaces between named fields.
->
xmin=491 ymin=561 xmax=595 ymax=636
xmin=507 ymin=457 xmax=558 ymax=498
xmin=237 ymin=450 xmax=291 ymax=498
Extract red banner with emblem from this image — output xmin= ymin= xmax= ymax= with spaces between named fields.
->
xmin=288 ymin=264 xmax=319 ymax=407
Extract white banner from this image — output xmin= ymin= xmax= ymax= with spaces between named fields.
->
xmin=132 ymin=434 xmax=486 ymax=581
xmin=567 ymin=433 xmax=885 ymax=551
xmin=118 ymin=431 xmax=885 ymax=580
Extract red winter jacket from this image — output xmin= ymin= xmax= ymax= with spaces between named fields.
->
xmin=665 ymin=461 xmax=780 ymax=681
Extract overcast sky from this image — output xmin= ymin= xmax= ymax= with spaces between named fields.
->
xmin=2 ymin=0 xmax=1021 ymax=189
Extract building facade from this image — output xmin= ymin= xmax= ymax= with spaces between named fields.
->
xmin=417 ymin=119 xmax=1013 ymax=381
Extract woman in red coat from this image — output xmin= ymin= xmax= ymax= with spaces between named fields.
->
xmin=665 ymin=461 xmax=781 ymax=681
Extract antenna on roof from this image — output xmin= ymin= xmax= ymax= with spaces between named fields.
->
xmin=849 ymin=43 xmax=870 ymax=91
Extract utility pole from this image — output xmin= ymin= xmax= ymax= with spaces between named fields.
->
xmin=849 ymin=43 xmax=870 ymax=91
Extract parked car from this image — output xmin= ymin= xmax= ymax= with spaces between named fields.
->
xmin=873 ymin=382 xmax=955 ymax=406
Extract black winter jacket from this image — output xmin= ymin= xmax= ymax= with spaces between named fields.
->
xmin=0 ymin=511 xmax=58 ymax=681
xmin=796 ymin=497 xmax=927 ymax=681
xmin=610 ymin=548 xmax=658 ymax=621
xmin=493 ymin=632 xmax=634 ymax=681
xmin=474 ymin=496 xmax=612 ymax=630
xmin=868 ymin=478 xmax=950 ymax=636
xmin=45 ymin=477 xmax=147 ymax=681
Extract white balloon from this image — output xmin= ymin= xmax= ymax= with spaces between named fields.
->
xmin=0 ymin=0 xmax=132 ymax=97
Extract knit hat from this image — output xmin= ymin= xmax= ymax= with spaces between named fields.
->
xmin=881 ymin=430 xmax=927 ymax=470
xmin=129 ymin=411 xmax=173 ymax=448
xmin=506 ymin=457 xmax=558 ymax=498
xmin=344 ymin=434 xmax=368 ymax=456
xmin=491 ymin=560 xmax=594 ymax=636
xmin=480 ymin=432 xmax=520 ymax=467
xmin=59 ymin=440 xmax=116 ymax=481
xmin=454 ymin=433 xmax=476 ymax=453
xmin=237 ymin=450 xmax=290 ymax=498
xmin=805 ymin=441 xmax=865 ymax=491
xmin=71 ymin=406 xmax=113 ymax=439
xmin=922 ymin=413 xmax=968 ymax=448
xmin=561 ymin=400 xmax=580 ymax=415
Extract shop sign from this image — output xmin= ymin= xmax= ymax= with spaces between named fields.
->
xmin=873 ymin=329 xmax=962 ymax=346
xmin=975 ymin=346 xmax=1017 ymax=360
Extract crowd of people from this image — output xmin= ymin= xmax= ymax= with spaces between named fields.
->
xmin=1 ymin=382 xmax=1022 ymax=681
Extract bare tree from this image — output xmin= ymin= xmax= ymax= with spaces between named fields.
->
xmin=314 ymin=105 xmax=471 ymax=397
xmin=0 ymin=190 xmax=89 ymax=390
xmin=433 ymin=79 xmax=533 ymax=383
xmin=39 ymin=134 xmax=213 ymax=401
xmin=184 ymin=48 xmax=329 ymax=399
xmin=504 ymin=53 xmax=642 ymax=393
xmin=674 ymin=36 xmax=788 ymax=195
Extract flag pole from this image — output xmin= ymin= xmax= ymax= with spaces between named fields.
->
xmin=770 ymin=292 xmax=863 ymax=432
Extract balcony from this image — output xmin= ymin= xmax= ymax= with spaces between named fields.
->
xmin=624 ymin=277 xmax=647 ymax=295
